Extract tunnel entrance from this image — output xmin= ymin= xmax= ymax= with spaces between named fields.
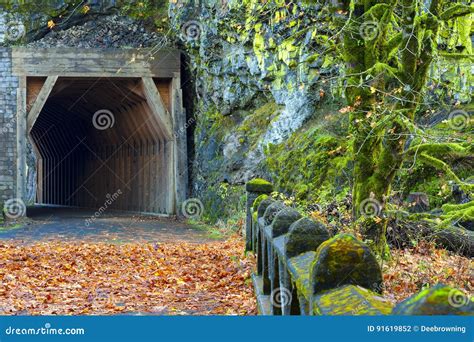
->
xmin=30 ymin=77 xmax=173 ymax=214
xmin=12 ymin=48 xmax=187 ymax=216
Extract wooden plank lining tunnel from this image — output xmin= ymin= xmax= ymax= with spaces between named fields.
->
xmin=12 ymin=48 xmax=188 ymax=215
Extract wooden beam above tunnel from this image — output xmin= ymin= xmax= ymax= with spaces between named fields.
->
xmin=11 ymin=48 xmax=181 ymax=78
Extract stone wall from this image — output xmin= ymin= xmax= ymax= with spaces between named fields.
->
xmin=0 ymin=45 xmax=18 ymax=206
xmin=245 ymin=178 xmax=474 ymax=315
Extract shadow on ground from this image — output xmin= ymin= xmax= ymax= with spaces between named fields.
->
xmin=0 ymin=206 xmax=213 ymax=244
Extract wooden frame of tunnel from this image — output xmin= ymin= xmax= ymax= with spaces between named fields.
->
xmin=12 ymin=48 xmax=188 ymax=216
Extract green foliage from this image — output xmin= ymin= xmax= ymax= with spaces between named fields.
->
xmin=119 ymin=0 xmax=169 ymax=30
xmin=200 ymin=183 xmax=246 ymax=224
xmin=397 ymin=113 xmax=473 ymax=209
xmin=440 ymin=201 xmax=474 ymax=225
xmin=237 ymin=102 xmax=280 ymax=149
xmin=265 ymin=115 xmax=351 ymax=207
xmin=335 ymin=0 xmax=473 ymax=255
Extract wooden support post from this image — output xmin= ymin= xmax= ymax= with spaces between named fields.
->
xmin=165 ymin=140 xmax=176 ymax=215
xmin=27 ymin=76 xmax=58 ymax=132
xmin=141 ymin=77 xmax=173 ymax=140
xmin=16 ymin=76 xmax=27 ymax=201
xmin=171 ymin=75 xmax=188 ymax=215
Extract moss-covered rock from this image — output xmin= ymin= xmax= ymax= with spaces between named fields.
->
xmin=310 ymin=234 xmax=382 ymax=295
xmin=270 ymin=208 xmax=302 ymax=237
xmin=392 ymin=284 xmax=474 ymax=315
xmin=312 ymin=285 xmax=393 ymax=315
xmin=246 ymin=178 xmax=274 ymax=193
xmin=257 ymin=198 xmax=275 ymax=219
xmin=263 ymin=201 xmax=286 ymax=226
xmin=252 ymin=194 xmax=269 ymax=212
xmin=285 ymin=217 xmax=330 ymax=258
xmin=265 ymin=124 xmax=350 ymax=206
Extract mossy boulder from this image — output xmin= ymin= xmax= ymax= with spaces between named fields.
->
xmin=270 ymin=208 xmax=302 ymax=237
xmin=263 ymin=201 xmax=286 ymax=226
xmin=285 ymin=217 xmax=330 ymax=258
xmin=246 ymin=178 xmax=274 ymax=193
xmin=252 ymin=194 xmax=269 ymax=212
xmin=257 ymin=198 xmax=275 ymax=219
xmin=310 ymin=234 xmax=382 ymax=295
xmin=392 ymin=284 xmax=474 ymax=315
xmin=312 ymin=285 xmax=393 ymax=315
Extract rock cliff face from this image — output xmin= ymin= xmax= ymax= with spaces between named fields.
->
xmin=169 ymin=0 xmax=472 ymax=222
xmin=168 ymin=1 xmax=349 ymax=220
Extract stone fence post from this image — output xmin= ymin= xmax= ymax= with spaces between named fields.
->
xmin=246 ymin=193 xmax=473 ymax=315
xmin=245 ymin=178 xmax=273 ymax=251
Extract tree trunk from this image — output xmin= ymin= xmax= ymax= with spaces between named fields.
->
xmin=344 ymin=0 xmax=441 ymax=257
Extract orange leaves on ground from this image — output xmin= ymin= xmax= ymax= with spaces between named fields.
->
xmin=0 ymin=237 xmax=256 ymax=315
xmin=382 ymin=241 xmax=473 ymax=304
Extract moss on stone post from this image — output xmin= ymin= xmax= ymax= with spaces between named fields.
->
xmin=392 ymin=284 xmax=474 ymax=315
xmin=245 ymin=178 xmax=273 ymax=251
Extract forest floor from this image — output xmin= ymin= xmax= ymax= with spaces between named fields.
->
xmin=382 ymin=241 xmax=472 ymax=304
xmin=0 ymin=207 xmax=471 ymax=315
